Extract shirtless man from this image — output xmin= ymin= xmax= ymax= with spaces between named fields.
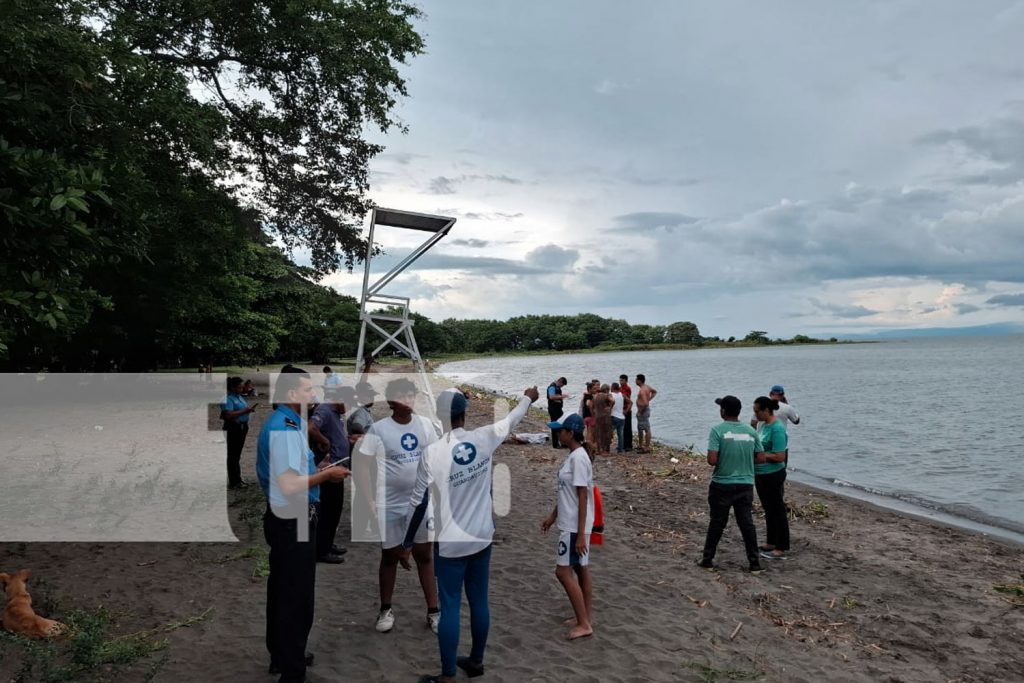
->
xmin=634 ymin=373 xmax=658 ymax=453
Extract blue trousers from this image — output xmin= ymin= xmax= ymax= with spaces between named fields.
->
xmin=612 ymin=417 xmax=625 ymax=452
xmin=434 ymin=544 xmax=492 ymax=677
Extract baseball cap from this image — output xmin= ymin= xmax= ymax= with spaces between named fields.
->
xmin=714 ymin=395 xmax=742 ymax=415
xmin=436 ymin=388 xmax=469 ymax=419
xmin=769 ymin=384 xmax=785 ymax=395
xmin=548 ymin=413 xmax=584 ymax=432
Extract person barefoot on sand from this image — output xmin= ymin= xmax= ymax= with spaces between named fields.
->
xmin=634 ymin=374 xmax=657 ymax=453
xmin=541 ymin=413 xmax=595 ymax=640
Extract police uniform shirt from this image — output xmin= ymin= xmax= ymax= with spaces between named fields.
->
xmin=222 ymin=393 xmax=250 ymax=424
xmin=256 ymin=405 xmax=320 ymax=508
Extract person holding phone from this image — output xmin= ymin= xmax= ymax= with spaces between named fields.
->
xmin=309 ymin=394 xmax=351 ymax=564
xmin=222 ymin=376 xmax=257 ymax=488
xmin=257 ymin=367 xmax=350 ymax=683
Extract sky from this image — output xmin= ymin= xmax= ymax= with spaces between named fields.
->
xmin=319 ymin=0 xmax=1024 ymax=339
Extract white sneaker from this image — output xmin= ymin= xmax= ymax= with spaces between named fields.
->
xmin=375 ymin=608 xmax=395 ymax=633
xmin=427 ymin=611 xmax=440 ymax=634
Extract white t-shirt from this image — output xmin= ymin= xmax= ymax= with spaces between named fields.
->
xmin=408 ymin=396 xmax=532 ymax=557
xmin=775 ymin=403 xmax=800 ymax=428
xmin=557 ymin=447 xmax=595 ymax=534
xmin=610 ymin=392 xmax=625 ymax=420
xmin=359 ymin=415 xmax=439 ymax=516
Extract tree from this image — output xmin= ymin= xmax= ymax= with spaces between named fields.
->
xmin=744 ymin=330 xmax=769 ymax=344
xmin=104 ymin=0 xmax=424 ymax=273
xmin=1 ymin=0 xmax=424 ymax=367
xmin=664 ymin=321 xmax=703 ymax=345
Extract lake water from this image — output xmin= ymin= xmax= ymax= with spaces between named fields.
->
xmin=438 ymin=336 xmax=1024 ymax=541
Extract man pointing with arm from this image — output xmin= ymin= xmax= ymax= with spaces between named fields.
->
xmin=408 ymin=385 xmax=540 ymax=683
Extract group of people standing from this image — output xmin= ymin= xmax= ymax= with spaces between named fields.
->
xmin=546 ymin=373 xmax=658 ymax=455
xmin=230 ymin=365 xmax=799 ymax=683
xmin=698 ymin=385 xmax=800 ymax=574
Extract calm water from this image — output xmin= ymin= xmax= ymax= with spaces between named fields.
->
xmin=439 ymin=336 xmax=1024 ymax=538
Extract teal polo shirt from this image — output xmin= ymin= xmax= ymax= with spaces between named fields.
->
xmin=708 ymin=421 xmax=764 ymax=486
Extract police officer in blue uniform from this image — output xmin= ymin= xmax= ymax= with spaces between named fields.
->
xmin=221 ymin=376 xmax=256 ymax=488
xmin=257 ymin=366 xmax=350 ymax=683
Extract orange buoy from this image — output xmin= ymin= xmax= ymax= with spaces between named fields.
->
xmin=590 ymin=485 xmax=604 ymax=545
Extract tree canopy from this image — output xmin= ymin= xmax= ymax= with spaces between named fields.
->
xmin=1 ymin=0 xmax=422 ymax=369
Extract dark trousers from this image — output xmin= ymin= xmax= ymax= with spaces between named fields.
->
xmin=435 ymin=545 xmax=492 ymax=677
xmin=264 ymin=506 xmax=317 ymax=683
xmin=755 ymin=469 xmax=790 ymax=551
xmin=316 ymin=480 xmax=345 ymax=557
xmin=226 ymin=422 xmax=249 ymax=485
xmin=548 ymin=406 xmax=564 ymax=448
xmin=701 ymin=482 xmax=760 ymax=566
xmin=623 ymin=410 xmax=633 ymax=451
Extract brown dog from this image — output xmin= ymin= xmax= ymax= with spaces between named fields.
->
xmin=0 ymin=570 xmax=66 ymax=638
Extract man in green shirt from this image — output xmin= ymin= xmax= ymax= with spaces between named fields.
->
xmin=697 ymin=395 xmax=766 ymax=574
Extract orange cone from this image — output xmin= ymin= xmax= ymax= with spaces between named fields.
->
xmin=590 ymin=485 xmax=604 ymax=545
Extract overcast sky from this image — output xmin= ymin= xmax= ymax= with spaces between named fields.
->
xmin=320 ymin=0 xmax=1024 ymax=338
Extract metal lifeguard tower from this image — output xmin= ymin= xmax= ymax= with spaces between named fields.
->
xmin=354 ymin=208 xmax=456 ymax=390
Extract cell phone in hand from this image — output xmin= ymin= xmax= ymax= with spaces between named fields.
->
xmin=323 ymin=456 xmax=351 ymax=469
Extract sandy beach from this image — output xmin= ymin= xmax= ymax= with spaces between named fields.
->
xmin=2 ymin=374 xmax=1022 ymax=683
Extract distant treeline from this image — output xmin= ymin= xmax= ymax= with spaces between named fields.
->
xmin=417 ymin=317 xmax=838 ymax=356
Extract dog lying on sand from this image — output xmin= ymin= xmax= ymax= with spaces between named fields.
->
xmin=0 ymin=570 xmax=66 ymax=639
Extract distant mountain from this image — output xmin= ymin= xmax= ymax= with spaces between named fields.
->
xmin=830 ymin=322 xmax=1024 ymax=340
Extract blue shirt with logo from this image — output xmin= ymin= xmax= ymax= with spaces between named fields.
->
xmin=256 ymin=404 xmax=319 ymax=507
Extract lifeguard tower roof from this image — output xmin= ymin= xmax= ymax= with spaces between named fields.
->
xmin=373 ymin=208 xmax=454 ymax=234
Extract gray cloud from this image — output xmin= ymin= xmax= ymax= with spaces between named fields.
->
xmin=612 ymin=212 xmax=700 ymax=232
xmin=986 ymin=293 xmax=1024 ymax=306
xmin=524 ymin=244 xmax=579 ymax=270
xmin=439 ymin=208 xmax=524 ymax=221
xmin=919 ymin=115 xmax=1024 ymax=186
xmin=378 ymin=152 xmax=426 ymax=165
xmin=808 ymin=297 xmax=877 ymax=319
xmin=450 ymin=238 xmax=491 ymax=248
xmin=679 ymin=186 xmax=1024 ymax=285
xmin=955 ymin=303 xmax=981 ymax=314
xmin=372 ymin=243 xmax=576 ymax=277
xmin=426 ymin=174 xmax=523 ymax=195
xmin=428 ymin=176 xmax=458 ymax=195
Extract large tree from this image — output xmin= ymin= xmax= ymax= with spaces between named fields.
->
xmin=99 ymin=0 xmax=423 ymax=272
xmin=1 ymin=0 xmax=423 ymax=367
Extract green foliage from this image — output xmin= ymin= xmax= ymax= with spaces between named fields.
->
xmin=993 ymin=575 xmax=1024 ymax=606
xmin=664 ymin=320 xmax=702 ymax=345
xmin=1 ymin=0 xmax=421 ymax=369
xmin=0 ymin=607 xmax=167 ymax=682
xmin=744 ymin=330 xmax=769 ymax=344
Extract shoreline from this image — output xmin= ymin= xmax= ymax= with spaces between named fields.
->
xmin=454 ymin=379 xmax=1024 ymax=548
xmin=427 ymin=338 xmax=871 ymax=364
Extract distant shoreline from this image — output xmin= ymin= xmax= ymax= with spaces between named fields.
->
xmin=427 ymin=338 xmax=871 ymax=364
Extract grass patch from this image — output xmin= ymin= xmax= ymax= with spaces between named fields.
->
xmin=993 ymin=575 xmax=1024 ymax=607
xmin=0 ymin=608 xmax=168 ymax=683
xmin=212 ymin=545 xmax=270 ymax=579
xmin=790 ymin=499 xmax=830 ymax=522
xmin=684 ymin=661 xmax=764 ymax=682
xmin=228 ymin=484 xmax=268 ymax=532
xmin=842 ymin=596 xmax=859 ymax=609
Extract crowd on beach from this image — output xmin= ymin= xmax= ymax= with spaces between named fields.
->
xmin=218 ymin=365 xmax=800 ymax=683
